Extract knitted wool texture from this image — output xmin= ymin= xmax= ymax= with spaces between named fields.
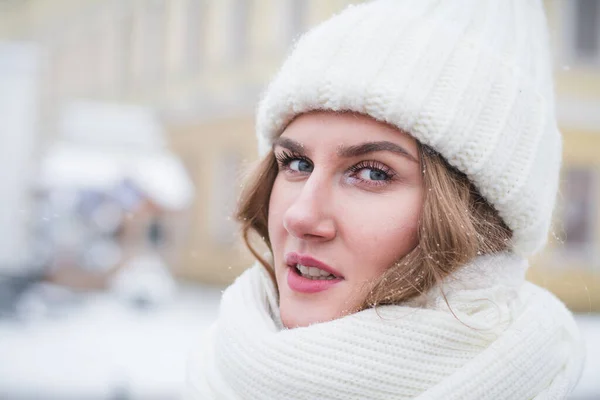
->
xmin=255 ymin=0 xmax=562 ymax=257
xmin=185 ymin=254 xmax=584 ymax=399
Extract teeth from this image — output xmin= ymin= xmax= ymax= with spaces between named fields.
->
xmin=295 ymin=264 xmax=336 ymax=280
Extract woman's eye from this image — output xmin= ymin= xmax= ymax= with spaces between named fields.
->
xmin=357 ymin=168 xmax=388 ymax=181
xmin=275 ymin=151 xmax=313 ymax=174
xmin=358 ymin=168 xmax=389 ymax=181
xmin=289 ymin=159 xmax=313 ymax=173
xmin=347 ymin=161 xmax=395 ymax=186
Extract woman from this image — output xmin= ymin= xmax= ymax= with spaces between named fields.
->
xmin=186 ymin=0 xmax=584 ymax=398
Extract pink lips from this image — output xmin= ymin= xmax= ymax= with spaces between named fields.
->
xmin=285 ymin=252 xmax=344 ymax=294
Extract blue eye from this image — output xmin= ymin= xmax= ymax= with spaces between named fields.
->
xmin=275 ymin=151 xmax=313 ymax=173
xmin=289 ymin=159 xmax=313 ymax=172
xmin=357 ymin=168 xmax=388 ymax=181
xmin=349 ymin=160 xmax=395 ymax=186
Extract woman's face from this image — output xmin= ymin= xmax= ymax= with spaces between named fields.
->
xmin=268 ymin=111 xmax=424 ymax=328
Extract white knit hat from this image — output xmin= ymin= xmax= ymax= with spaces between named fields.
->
xmin=256 ymin=0 xmax=561 ymax=257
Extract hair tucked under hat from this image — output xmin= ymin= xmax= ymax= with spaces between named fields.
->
xmin=255 ymin=0 xmax=561 ymax=257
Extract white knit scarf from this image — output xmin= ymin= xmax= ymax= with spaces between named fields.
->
xmin=185 ymin=253 xmax=584 ymax=400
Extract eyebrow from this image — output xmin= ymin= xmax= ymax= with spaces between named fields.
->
xmin=338 ymin=141 xmax=418 ymax=162
xmin=272 ymin=137 xmax=306 ymax=154
xmin=272 ymin=137 xmax=419 ymax=163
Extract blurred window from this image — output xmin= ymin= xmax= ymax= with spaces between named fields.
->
xmin=86 ymin=28 xmax=103 ymax=95
xmin=288 ymin=0 xmax=308 ymax=43
xmin=116 ymin=10 xmax=134 ymax=94
xmin=142 ymin=0 xmax=167 ymax=82
xmin=210 ymin=153 xmax=240 ymax=245
xmin=185 ymin=0 xmax=206 ymax=73
xmin=230 ymin=0 xmax=252 ymax=62
xmin=573 ymin=0 xmax=600 ymax=61
xmin=563 ymin=168 xmax=597 ymax=252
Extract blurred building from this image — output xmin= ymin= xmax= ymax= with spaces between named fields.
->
xmin=0 ymin=0 xmax=598 ymax=308
xmin=527 ymin=0 xmax=600 ymax=312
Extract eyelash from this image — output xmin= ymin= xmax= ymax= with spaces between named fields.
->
xmin=274 ymin=151 xmax=396 ymax=187
xmin=275 ymin=150 xmax=309 ymax=168
xmin=347 ymin=160 xmax=395 ymax=186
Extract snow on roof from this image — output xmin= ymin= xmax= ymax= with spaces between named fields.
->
xmin=39 ymin=102 xmax=194 ymax=210
xmin=39 ymin=143 xmax=194 ymax=210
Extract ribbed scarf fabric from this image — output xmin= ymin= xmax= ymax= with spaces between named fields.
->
xmin=185 ymin=254 xmax=584 ymax=399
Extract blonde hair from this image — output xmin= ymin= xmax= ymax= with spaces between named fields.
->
xmin=236 ymin=137 xmax=512 ymax=310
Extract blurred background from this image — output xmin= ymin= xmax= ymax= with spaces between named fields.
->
xmin=0 ymin=0 xmax=598 ymax=399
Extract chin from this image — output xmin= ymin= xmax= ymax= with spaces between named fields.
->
xmin=280 ymin=296 xmax=357 ymax=329
xmin=280 ymin=300 xmax=336 ymax=329
xmin=281 ymin=314 xmax=331 ymax=329
xmin=280 ymin=313 xmax=307 ymax=329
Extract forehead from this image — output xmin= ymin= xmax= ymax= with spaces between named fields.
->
xmin=280 ymin=111 xmax=416 ymax=150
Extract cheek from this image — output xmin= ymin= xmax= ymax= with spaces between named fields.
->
xmin=346 ymin=191 xmax=422 ymax=265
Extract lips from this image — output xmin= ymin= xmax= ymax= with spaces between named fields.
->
xmin=284 ymin=252 xmax=344 ymax=294
xmin=284 ymin=253 xmax=344 ymax=279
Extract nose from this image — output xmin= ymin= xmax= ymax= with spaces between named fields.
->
xmin=282 ymin=174 xmax=336 ymax=242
